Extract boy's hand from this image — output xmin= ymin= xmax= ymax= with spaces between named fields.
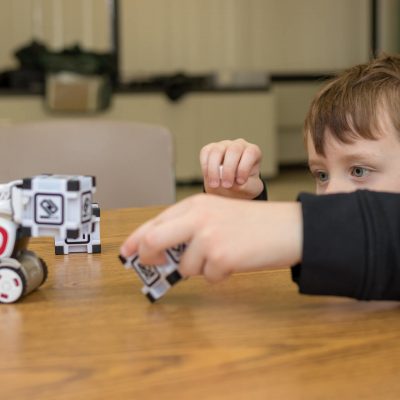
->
xmin=200 ymin=139 xmax=264 ymax=200
xmin=120 ymin=194 xmax=302 ymax=283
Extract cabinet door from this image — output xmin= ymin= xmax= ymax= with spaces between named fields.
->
xmin=167 ymin=97 xmax=201 ymax=181
xmin=275 ymin=82 xmax=323 ymax=164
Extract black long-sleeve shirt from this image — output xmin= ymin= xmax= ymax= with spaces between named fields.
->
xmin=292 ymin=191 xmax=400 ymax=300
xmin=254 ymin=183 xmax=400 ymax=300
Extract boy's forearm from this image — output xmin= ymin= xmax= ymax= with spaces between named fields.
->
xmin=257 ymin=202 xmax=303 ymax=270
xmin=294 ymin=190 xmax=400 ymax=300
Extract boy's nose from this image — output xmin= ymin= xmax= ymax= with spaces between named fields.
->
xmin=324 ymin=178 xmax=355 ymax=194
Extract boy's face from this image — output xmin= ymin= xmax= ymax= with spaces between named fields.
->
xmin=307 ymin=115 xmax=400 ymax=195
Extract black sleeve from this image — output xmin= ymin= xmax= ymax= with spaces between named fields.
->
xmin=291 ymin=190 xmax=400 ymax=300
xmin=253 ymin=178 xmax=268 ymax=201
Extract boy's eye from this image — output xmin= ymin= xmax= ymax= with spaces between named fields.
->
xmin=351 ymin=166 xmax=370 ymax=178
xmin=313 ymin=171 xmax=329 ymax=182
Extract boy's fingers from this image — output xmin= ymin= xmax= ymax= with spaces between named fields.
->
xmin=199 ymin=144 xmax=212 ymax=178
xmin=137 ymin=216 xmax=196 ymax=264
xmin=120 ymin=218 xmax=158 ymax=257
xmin=178 ymin=224 xmax=232 ymax=282
xmin=201 ymin=141 xmax=227 ymax=182
xmin=203 ymin=261 xmax=231 ymax=283
xmin=120 ymin=196 xmax=200 ymax=257
xmin=207 ymin=146 xmax=226 ymax=187
xmin=177 ymin=236 xmax=206 ymax=278
xmin=236 ymin=145 xmax=262 ymax=183
xmin=221 ymin=147 xmax=242 ymax=188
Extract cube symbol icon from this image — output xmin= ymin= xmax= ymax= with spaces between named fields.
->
xmin=35 ymin=194 xmax=63 ymax=225
xmin=132 ymin=256 xmax=161 ymax=286
xmin=81 ymin=192 xmax=92 ymax=222
xmin=166 ymin=243 xmax=187 ymax=263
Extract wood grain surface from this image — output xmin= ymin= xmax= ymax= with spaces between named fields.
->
xmin=1 ymin=207 xmax=400 ymax=400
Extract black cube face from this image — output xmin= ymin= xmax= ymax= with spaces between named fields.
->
xmin=22 ymin=178 xmax=32 ymax=190
xmin=92 ymin=244 xmax=101 ymax=254
xmin=55 ymin=246 xmax=65 ymax=255
xmin=67 ymin=180 xmax=80 ymax=192
xmin=66 ymin=229 xmax=80 ymax=239
xmin=166 ymin=270 xmax=182 ymax=286
xmin=146 ymin=293 xmax=156 ymax=303
xmin=93 ymin=207 xmax=100 ymax=218
xmin=20 ymin=227 xmax=32 ymax=237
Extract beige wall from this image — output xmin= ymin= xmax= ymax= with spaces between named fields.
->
xmin=0 ymin=0 xmax=375 ymax=73
xmin=120 ymin=0 xmax=371 ymax=75
xmin=379 ymin=0 xmax=400 ymax=54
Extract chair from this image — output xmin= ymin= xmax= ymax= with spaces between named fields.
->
xmin=0 ymin=119 xmax=175 ymax=209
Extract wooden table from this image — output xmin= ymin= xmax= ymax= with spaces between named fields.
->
xmin=1 ymin=207 xmax=400 ymax=400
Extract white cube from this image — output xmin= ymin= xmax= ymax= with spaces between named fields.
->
xmin=54 ymin=203 xmax=101 ymax=254
xmin=119 ymin=244 xmax=186 ymax=302
xmin=12 ymin=174 xmax=96 ymax=239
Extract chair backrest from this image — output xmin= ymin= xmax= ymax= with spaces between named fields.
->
xmin=0 ymin=119 xmax=175 ymax=209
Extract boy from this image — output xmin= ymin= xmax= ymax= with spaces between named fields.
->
xmin=202 ymin=55 xmax=400 ymax=197
xmin=120 ymin=53 xmax=400 ymax=300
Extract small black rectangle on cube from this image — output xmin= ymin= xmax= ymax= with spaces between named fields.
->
xmin=146 ymin=293 xmax=156 ymax=303
xmin=166 ymin=270 xmax=182 ymax=286
xmin=90 ymin=176 xmax=96 ymax=188
xmin=22 ymin=178 xmax=32 ymax=189
xmin=92 ymin=206 xmax=100 ymax=217
xmin=55 ymin=246 xmax=65 ymax=255
xmin=92 ymin=244 xmax=101 ymax=254
xmin=66 ymin=229 xmax=80 ymax=239
xmin=20 ymin=226 xmax=32 ymax=237
xmin=67 ymin=180 xmax=80 ymax=191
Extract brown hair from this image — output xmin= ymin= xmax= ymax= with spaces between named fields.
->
xmin=304 ymin=54 xmax=400 ymax=155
